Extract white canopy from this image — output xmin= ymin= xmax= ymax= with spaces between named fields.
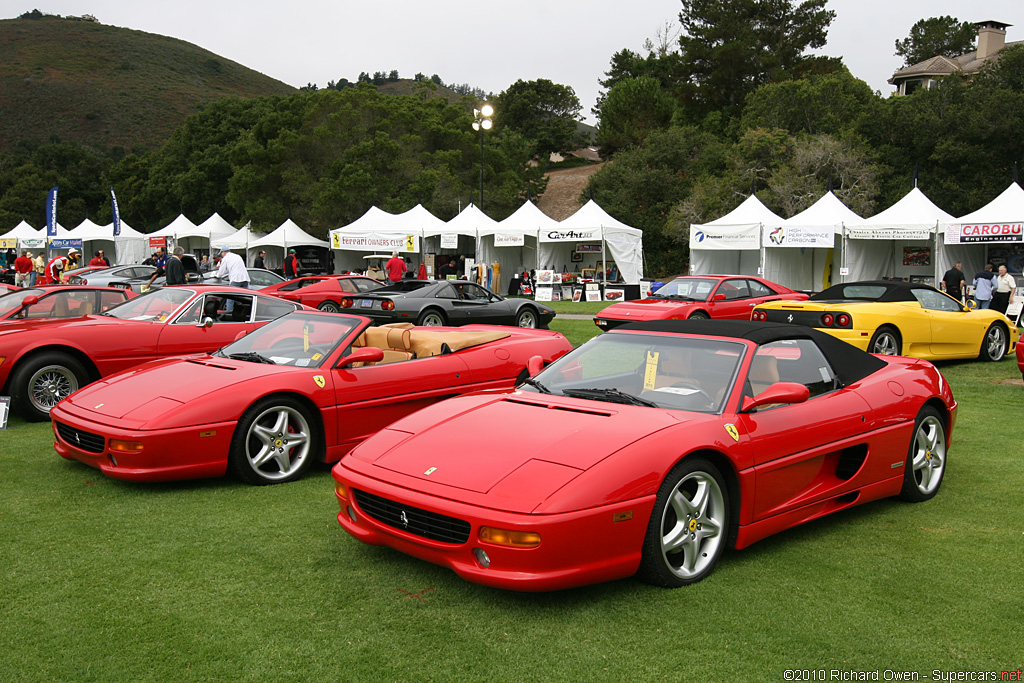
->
xmin=475 ymin=201 xmax=557 ymax=292
xmin=248 ymin=219 xmax=329 ymax=268
xmin=691 ymin=194 xmax=782 ymax=278
xmin=940 ymin=182 xmax=1024 ymax=280
xmin=66 ymin=218 xmax=147 ymax=265
xmin=150 ymin=214 xmax=198 ymax=238
xmin=196 ymin=213 xmax=237 ymax=240
xmin=2 ymin=220 xmax=41 ymax=239
xmin=539 ymin=199 xmax=644 ymax=286
xmin=842 ymin=187 xmax=954 ymax=283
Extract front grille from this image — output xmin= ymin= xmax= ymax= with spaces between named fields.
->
xmin=54 ymin=421 xmax=105 ymax=454
xmin=353 ymin=489 xmax=471 ymax=544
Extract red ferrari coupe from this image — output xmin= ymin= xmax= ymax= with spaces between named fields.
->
xmin=0 ymin=285 xmax=133 ymax=323
xmin=51 ymin=312 xmax=572 ymax=485
xmin=594 ymin=275 xmax=809 ymax=330
xmin=332 ymin=319 xmax=956 ymax=591
xmin=0 ymin=285 xmax=303 ymax=420
xmin=262 ymin=275 xmax=384 ymax=312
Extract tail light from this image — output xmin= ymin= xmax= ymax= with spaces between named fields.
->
xmin=821 ymin=313 xmax=834 ymax=327
xmin=381 ymin=300 xmax=395 ymax=311
xmin=751 ymin=310 xmax=767 ymax=321
xmin=340 ymin=298 xmax=352 ymax=308
xmin=836 ymin=313 xmax=852 ymax=328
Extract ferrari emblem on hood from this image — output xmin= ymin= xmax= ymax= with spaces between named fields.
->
xmin=724 ymin=424 xmax=740 ymax=442
xmin=313 ymin=375 xmax=326 ymax=388
xmin=424 ymin=467 xmax=437 ymax=476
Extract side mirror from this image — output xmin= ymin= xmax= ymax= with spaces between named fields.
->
xmin=197 ymin=316 xmax=215 ymax=328
xmin=713 ymin=293 xmax=727 ymax=302
xmin=233 ymin=329 xmax=247 ymax=341
xmin=338 ymin=346 xmax=385 ymax=367
xmin=21 ymin=295 xmax=39 ymax=307
xmin=526 ymin=355 xmax=544 ymax=377
xmin=741 ymin=382 xmax=811 ymax=412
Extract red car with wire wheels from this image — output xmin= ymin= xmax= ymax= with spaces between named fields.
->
xmin=50 ymin=312 xmax=572 ymax=485
xmin=0 ymin=285 xmax=304 ymax=421
xmin=0 ymin=285 xmax=134 ymax=323
xmin=332 ymin=319 xmax=955 ymax=592
xmin=262 ymin=275 xmax=384 ymax=312
xmin=594 ymin=275 xmax=809 ymax=331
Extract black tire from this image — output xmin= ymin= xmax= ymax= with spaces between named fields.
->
xmin=228 ymin=396 xmax=321 ymax=485
xmin=11 ymin=351 xmax=89 ymax=421
xmin=637 ymin=457 xmax=730 ymax=587
xmin=898 ymin=406 xmax=947 ymax=502
xmin=317 ymin=301 xmax=341 ymax=313
xmin=688 ymin=311 xmax=710 ymax=320
xmin=515 ymin=307 xmax=539 ymax=328
xmin=417 ymin=309 xmax=446 ymax=326
xmin=869 ymin=326 xmax=901 ymax=356
xmin=979 ymin=323 xmax=1007 ymax=362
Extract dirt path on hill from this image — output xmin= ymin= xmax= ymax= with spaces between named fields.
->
xmin=537 ymin=163 xmax=605 ymax=220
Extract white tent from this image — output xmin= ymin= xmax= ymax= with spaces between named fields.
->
xmin=691 ymin=195 xmax=782 ymax=277
xmin=69 ymin=217 xmax=148 ymax=265
xmin=150 ymin=214 xmax=198 ymax=238
xmin=842 ymin=187 xmax=954 ymax=284
xmin=211 ymin=225 xmax=256 ymax=253
xmin=149 ymin=213 xmax=237 ymax=256
xmin=478 ymin=201 xmax=557 ymax=293
xmin=941 ymin=182 xmax=1024 ymax=280
xmin=1 ymin=221 xmax=46 ymax=250
xmin=540 ymin=199 xmax=644 ymax=285
xmin=762 ymin=192 xmax=860 ymax=291
xmin=249 ymin=219 xmax=329 ymax=269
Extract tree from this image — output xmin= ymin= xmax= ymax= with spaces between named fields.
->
xmin=740 ymin=68 xmax=880 ymax=136
xmin=894 ymin=16 xmax=976 ymax=66
xmin=677 ymin=0 xmax=837 ymax=120
xmin=494 ymin=79 xmax=586 ymax=160
xmin=596 ymin=77 xmax=675 ymax=157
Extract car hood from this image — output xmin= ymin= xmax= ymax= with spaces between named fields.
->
xmin=355 ymin=392 xmax=684 ymax=511
xmin=598 ymin=298 xmax=698 ymax=320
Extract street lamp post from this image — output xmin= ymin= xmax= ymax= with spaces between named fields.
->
xmin=472 ymin=104 xmax=494 ymax=211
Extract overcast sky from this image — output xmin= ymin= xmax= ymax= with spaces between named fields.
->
xmin=5 ymin=0 xmax=1023 ymax=121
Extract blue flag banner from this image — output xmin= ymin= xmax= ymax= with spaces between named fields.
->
xmin=46 ymin=186 xmax=59 ymax=237
xmin=110 ymin=186 xmax=122 ymax=236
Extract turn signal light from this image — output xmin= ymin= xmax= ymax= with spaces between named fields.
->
xmin=340 ymin=298 xmax=353 ymax=308
xmin=335 ymin=481 xmax=348 ymax=499
xmin=109 ymin=439 xmax=144 ymax=453
xmin=478 ymin=527 xmax=541 ymax=548
xmin=381 ymin=300 xmax=395 ymax=311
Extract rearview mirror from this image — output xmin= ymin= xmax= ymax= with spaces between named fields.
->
xmin=338 ymin=346 xmax=385 ymax=367
xmin=741 ymin=382 xmax=811 ymax=412
xmin=197 ymin=316 xmax=214 ymax=328
xmin=21 ymin=295 xmax=39 ymax=307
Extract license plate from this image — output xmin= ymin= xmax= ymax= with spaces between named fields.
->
xmin=360 ymin=299 xmax=373 ymax=308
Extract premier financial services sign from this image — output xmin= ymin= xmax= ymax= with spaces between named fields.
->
xmin=945 ymin=222 xmax=1023 ymax=244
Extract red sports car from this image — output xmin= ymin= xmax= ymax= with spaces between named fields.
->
xmin=262 ymin=275 xmax=384 ymax=312
xmin=0 ymin=285 xmax=133 ymax=323
xmin=0 ymin=285 xmax=303 ymax=420
xmin=332 ymin=320 xmax=956 ymax=591
xmin=1017 ymin=338 xmax=1024 ymax=380
xmin=50 ymin=312 xmax=572 ymax=485
xmin=594 ymin=275 xmax=809 ymax=331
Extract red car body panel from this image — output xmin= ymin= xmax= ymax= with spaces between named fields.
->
xmin=1017 ymin=338 xmax=1024 ymax=379
xmin=332 ymin=323 xmax=956 ymax=591
xmin=50 ymin=315 xmax=573 ymax=483
xmin=264 ymin=275 xmax=381 ymax=309
xmin=595 ymin=275 xmax=809 ymax=330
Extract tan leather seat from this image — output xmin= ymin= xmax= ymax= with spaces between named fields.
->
xmin=749 ymin=354 xmax=780 ymax=395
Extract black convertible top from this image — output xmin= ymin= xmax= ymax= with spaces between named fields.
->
xmin=810 ymin=280 xmax=925 ymax=302
xmin=614 ymin=319 xmax=888 ymax=386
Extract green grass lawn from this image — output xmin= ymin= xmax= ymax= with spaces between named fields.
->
xmin=2 ymin=341 xmax=1022 ymax=681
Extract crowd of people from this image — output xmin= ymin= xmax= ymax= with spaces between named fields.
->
xmin=941 ymin=260 xmax=1016 ymax=314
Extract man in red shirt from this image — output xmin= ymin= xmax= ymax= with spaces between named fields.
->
xmin=14 ymin=250 xmax=34 ymax=287
xmin=88 ymin=250 xmax=110 ymax=267
xmin=385 ymin=251 xmax=407 ymax=283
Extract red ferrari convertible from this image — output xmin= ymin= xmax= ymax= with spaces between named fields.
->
xmin=0 ymin=285 xmax=303 ymax=420
xmin=332 ymin=319 xmax=956 ymax=591
xmin=594 ymin=275 xmax=809 ymax=330
xmin=262 ymin=275 xmax=384 ymax=312
xmin=51 ymin=312 xmax=572 ymax=485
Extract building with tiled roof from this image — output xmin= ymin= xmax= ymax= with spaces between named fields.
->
xmin=889 ymin=20 xmax=1019 ymax=95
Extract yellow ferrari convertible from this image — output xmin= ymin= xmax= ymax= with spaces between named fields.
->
xmin=751 ymin=280 xmax=1019 ymax=361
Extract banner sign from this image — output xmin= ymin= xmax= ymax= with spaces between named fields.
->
xmin=689 ymin=224 xmax=760 ymax=250
xmin=0 ymin=238 xmax=16 ymax=249
xmin=110 ymin=187 xmax=122 ymax=237
xmin=542 ymin=229 xmax=599 ymax=243
xmin=439 ymin=233 xmax=458 ymax=249
xmin=944 ymin=223 xmax=1023 ymax=244
xmin=48 ymin=238 xmax=82 ymax=250
xmin=846 ymin=227 xmax=933 ymax=240
xmin=764 ymin=225 xmax=835 ymax=248
xmin=22 ymin=238 xmax=45 ymax=249
xmin=46 ymin=186 xmax=59 ymax=237
xmin=149 ymin=236 xmax=167 ymax=248
xmin=330 ymin=232 xmax=418 ymax=253
xmin=494 ymin=233 xmax=525 ymax=247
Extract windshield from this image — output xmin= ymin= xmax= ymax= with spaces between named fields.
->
xmin=652 ymin=277 xmax=719 ymax=301
xmin=522 ymin=332 xmax=745 ymax=413
xmin=0 ymin=288 xmax=45 ymax=316
xmin=216 ymin=312 xmax=361 ymax=368
xmin=103 ymin=288 xmax=195 ymax=322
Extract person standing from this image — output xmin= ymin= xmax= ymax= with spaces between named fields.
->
xmin=217 ymin=247 xmax=250 ymax=288
xmin=253 ymin=250 xmax=266 ymax=269
xmin=32 ymin=252 xmax=45 ymax=286
xmin=941 ymin=261 xmax=966 ymax=303
xmin=164 ymin=246 xmax=187 ymax=286
xmin=199 ymin=254 xmax=212 ymax=273
xmin=972 ymin=264 xmax=998 ymax=309
xmin=283 ymin=248 xmax=299 ymax=279
xmin=14 ymin=250 xmax=34 ymax=287
xmin=89 ymin=250 xmax=110 ymax=267
xmin=385 ymin=251 xmax=407 ymax=284
xmin=991 ymin=264 xmax=1016 ymax=315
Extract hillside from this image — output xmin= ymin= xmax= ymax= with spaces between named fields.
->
xmin=0 ymin=15 xmax=296 ymax=153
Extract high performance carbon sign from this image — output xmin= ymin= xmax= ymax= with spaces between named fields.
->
xmin=945 ymin=222 xmax=1023 ymax=244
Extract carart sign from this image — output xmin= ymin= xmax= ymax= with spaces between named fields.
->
xmin=945 ymin=222 xmax=1023 ymax=244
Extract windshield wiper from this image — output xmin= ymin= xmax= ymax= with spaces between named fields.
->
xmin=520 ymin=377 xmax=550 ymax=393
xmin=652 ymin=294 xmax=694 ymax=301
xmin=561 ymin=387 xmax=658 ymax=407
xmin=227 ymin=351 xmax=276 ymax=364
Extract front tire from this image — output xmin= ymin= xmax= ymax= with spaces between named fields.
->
xmin=12 ymin=351 xmax=88 ymax=421
xmin=317 ymin=301 xmax=341 ymax=313
xmin=515 ymin=308 xmax=538 ymax=328
xmin=637 ymin=457 xmax=729 ymax=587
xmin=228 ymin=396 xmax=320 ymax=485
xmin=869 ymin=326 xmax=901 ymax=355
xmin=979 ymin=323 xmax=1007 ymax=362
xmin=418 ymin=309 xmax=446 ymax=326
xmin=688 ymin=311 xmax=710 ymax=320
xmin=899 ymin=406 xmax=947 ymax=502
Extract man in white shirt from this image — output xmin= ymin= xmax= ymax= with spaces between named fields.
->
xmin=217 ymin=247 xmax=250 ymax=288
